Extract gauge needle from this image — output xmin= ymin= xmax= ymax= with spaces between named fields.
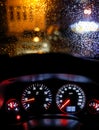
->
xmin=22 ymin=98 xmax=35 ymax=103
xmin=60 ymin=99 xmax=70 ymax=110
xmin=94 ymin=99 xmax=99 ymax=103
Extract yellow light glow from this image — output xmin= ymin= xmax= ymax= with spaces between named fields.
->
xmin=33 ymin=36 xmax=40 ymax=42
xmin=34 ymin=27 xmax=40 ymax=32
xmin=42 ymin=43 xmax=48 ymax=48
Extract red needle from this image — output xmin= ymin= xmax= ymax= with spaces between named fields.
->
xmin=60 ymin=99 xmax=70 ymax=110
xmin=22 ymin=98 xmax=35 ymax=103
xmin=94 ymin=99 xmax=99 ymax=104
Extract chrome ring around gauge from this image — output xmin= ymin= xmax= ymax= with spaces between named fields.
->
xmin=56 ymin=84 xmax=86 ymax=114
xmin=21 ymin=83 xmax=52 ymax=113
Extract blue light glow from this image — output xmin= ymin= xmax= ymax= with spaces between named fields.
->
xmin=66 ymin=106 xmax=76 ymax=112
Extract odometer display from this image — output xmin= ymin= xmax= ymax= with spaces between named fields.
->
xmin=56 ymin=84 xmax=86 ymax=114
xmin=21 ymin=83 xmax=52 ymax=113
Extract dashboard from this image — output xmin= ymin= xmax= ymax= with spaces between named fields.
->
xmin=0 ymin=53 xmax=99 ymax=130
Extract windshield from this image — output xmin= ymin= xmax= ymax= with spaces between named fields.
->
xmin=0 ymin=0 xmax=99 ymax=59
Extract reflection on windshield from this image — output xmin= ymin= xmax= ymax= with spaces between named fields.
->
xmin=0 ymin=0 xmax=99 ymax=59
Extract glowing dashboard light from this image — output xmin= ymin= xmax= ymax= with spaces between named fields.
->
xmin=70 ymin=21 xmax=99 ymax=34
xmin=16 ymin=115 xmax=21 ymax=120
xmin=84 ymin=8 xmax=92 ymax=15
xmin=0 ymin=95 xmax=4 ymax=108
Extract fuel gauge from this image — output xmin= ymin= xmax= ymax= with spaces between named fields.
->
xmin=6 ymin=99 xmax=20 ymax=112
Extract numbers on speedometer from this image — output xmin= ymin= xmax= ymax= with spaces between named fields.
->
xmin=56 ymin=84 xmax=86 ymax=114
xmin=21 ymin=83 xmax=52 ymax=113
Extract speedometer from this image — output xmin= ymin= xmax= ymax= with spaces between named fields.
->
xmin=21 ymin=83 xmax=52 ymax=113
xmin=56 ymin=84 xmax=86 ymax=114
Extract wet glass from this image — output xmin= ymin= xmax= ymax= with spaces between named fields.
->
xmin=0 ymin=0 xmax=99 ymax=59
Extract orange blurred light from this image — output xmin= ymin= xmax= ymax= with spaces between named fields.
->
xmin=6 ymin=0 xmax=46 ymax=33
xmin=34 ymin=27 xmax=40 ymax=32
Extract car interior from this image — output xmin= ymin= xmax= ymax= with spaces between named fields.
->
xmin=0 ymin=0 xmax=99 ymax=130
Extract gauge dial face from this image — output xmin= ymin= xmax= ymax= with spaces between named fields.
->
xmin=56 ymin=84 xmax=86 ymax=114
xmin=21 ymin=83 xmax=52 ymax=113
xmin=6 ymin=99 xmax=20 ymax=112
xmin=87 ymin=99 xmax=99 ymax=114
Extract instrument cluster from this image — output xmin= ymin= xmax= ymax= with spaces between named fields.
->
xmin=0 ymin=74 xmax=99 ymax=123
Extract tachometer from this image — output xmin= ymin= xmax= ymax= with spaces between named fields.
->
xmin=56 ymin=84 xmax=86 ymax=114
xmin=21 ymin=83 xmax=52 ymax=113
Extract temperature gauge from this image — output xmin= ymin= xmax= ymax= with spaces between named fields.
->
xmin=88 ymin=99 xmax=99 ymax=114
